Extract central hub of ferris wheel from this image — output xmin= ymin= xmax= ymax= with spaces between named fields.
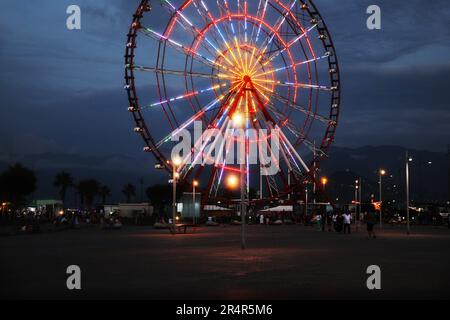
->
xmin=124 ymin=0 xmax=341 ymax=205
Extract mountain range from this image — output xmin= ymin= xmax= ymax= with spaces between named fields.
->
xmin=0 ymin=145 xmax=449 ymax=205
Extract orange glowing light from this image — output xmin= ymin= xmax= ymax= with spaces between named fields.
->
xmin=226 ymin=175 xmax=239 ymax=189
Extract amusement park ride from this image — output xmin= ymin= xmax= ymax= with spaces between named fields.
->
xmin=124 ymin=0 xmax=341 ymax=209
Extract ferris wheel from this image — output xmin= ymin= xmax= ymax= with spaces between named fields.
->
xmin=124 ymin=0 xmax=341 ymax=205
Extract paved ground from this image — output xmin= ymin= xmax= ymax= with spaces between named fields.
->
xmin=1 ymin=223 xmax=449 ymax=300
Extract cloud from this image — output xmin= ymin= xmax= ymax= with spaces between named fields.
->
xmin=0 ymin=0 xmax=449 ymax=156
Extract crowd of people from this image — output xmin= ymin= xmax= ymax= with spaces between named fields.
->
xmin=314 ymin=210 xmax=379 ymax=239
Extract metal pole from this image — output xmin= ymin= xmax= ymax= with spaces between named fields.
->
xmin=288 ymin=169 xmax=291 ymax=200
xmin=172 ymin=164 xmax=177 ymax=231
xmin=305 ymin=187 xmax=309 ymax=217
xmin=406 ymin=151 xmax=411 ymax=235
xmin=313 ymin=141 xmax=316 ymax=204
xmin=193 ymin=184 xmax=196 ymax=225
xmin=359 ymin=177 xmax=362 ymax=221
xmin=241 ymin=162 xmax=246 ymax=250
xmin=260 ymin=165 xmax=263 ymax=200
xmin=448 ymin=145 xmax=450 ymax=204
xmin=379 ymin=173 xmax=383 ymax=229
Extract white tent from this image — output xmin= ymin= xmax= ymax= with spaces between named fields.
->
xmin=204 ymin=205 xmax=232 ymax=211
xmin=259 ymin=205 xmax=293 ymax=213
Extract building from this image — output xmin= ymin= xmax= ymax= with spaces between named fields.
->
xmin=115 ymin=203 xmax=154 ymax=218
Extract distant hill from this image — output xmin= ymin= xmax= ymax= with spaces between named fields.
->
xmin=0 ymin=145 xmax=449 ymax=205
xmin=321 ymin=145 xmax=449 ymax=204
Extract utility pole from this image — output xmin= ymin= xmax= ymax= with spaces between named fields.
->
xmin=406 ymin=151 xmax=411 ymax=235
xmin=448 ymin=145 xmax=450 ymax=204
xmin=313 ymin=141 xmax=317 ymax=203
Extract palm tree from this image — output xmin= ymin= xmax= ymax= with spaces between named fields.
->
xmin=0 ymin=163 xmax=37 ymax=208
xmin=77 ymin=179 xmax=100 ymax=209
xmin=53 ymin=172 xmax=73 ymax=205
xmin=122 ymin=183 xmax=136 ymax=203
xmin=99 ymin=185 xmax=111 ymax=204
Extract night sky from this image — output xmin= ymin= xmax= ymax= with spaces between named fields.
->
xmin=1 ymin=0 xmax=449 ymax=158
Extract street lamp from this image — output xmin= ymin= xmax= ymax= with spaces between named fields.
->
xmin=406 ymin=152 xmax=413 ymax=235
xmin=193 ymin=180 xmax=199 ymax=225
xmin=305 ymin=187 xmax=309 ymax=217
xmin=379 ymin=169 xmax=386 ymax=229
xmin=232 ymin=112 xmax=245 ymax=128
xmin=231 ymin=111 xmax=248 ymax=250
xmin=226 ymin=174 xmax=239 ymax=190
xmin=227 ymin=173 xmax=247 ymax=249
xmin=354 ymin=180 xmax=359 ymax=220
xmin=321 ymin=177 xmax=328 ymax=191
xmin=171 ymin=156 xmax=182 ymax=231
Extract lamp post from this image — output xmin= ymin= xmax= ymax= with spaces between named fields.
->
xmin=321 ymin=177 xmax=328 ymax=202
xmin=358 ymin=177 xmax=362 ymax=221
xmin=193 ymin=180 xmax=199 ymax=225
xmin=354 ymin=180 xmax=359 ymax=218
xmin=171 ymin=156 xmax=182 ymax=230
xmin=232 ymin=111 xmax=247 ymax=250
xmin=227 ymin=174 xmax=244 ymax=247
xmin=406 ymin=152 xmax=412 ymax=235
xmin=305 ymin=187 xmax=309 ymax=217
xmin=379 ymin=169 xmax=386 ymax=229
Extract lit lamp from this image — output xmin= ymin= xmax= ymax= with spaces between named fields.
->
xmin=232 ymin=112 xmax=245 ymax=128
xmin=192 ymin=180 xmax=199 ymax=225
xmin=379 ymin=169 xmax=386 ymax=229
xmin=321 ymin=177 xmax=328 ymax=190
xmin=171 ymin=156 xmax=182 ymax=229
xmin=226 ymin=174 xmax=239 ymax=190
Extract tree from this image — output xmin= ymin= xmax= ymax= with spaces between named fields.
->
xmin=77 ymin=179 xmax=100 ymax=209
xmin=0 ymin=163 xmax=37 ymax=208
xmin=99 ymin=185 xmax=111 ymax=204
xmin=122 ymin=183 xmax=136 ymax=203
xmin=53 ymin=172 xmax=73 ymax=205
xmin=146 ymin=184 xmax=173 ymax=216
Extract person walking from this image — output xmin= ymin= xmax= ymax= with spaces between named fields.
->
xmin=321 ymin=211 xmax=326 ymax=232
xmin=336 ymin=212 xmax=344 ymax=233
xmin=325 ymin=212 xmax=331 ymax=232
xmin=332 ymin=213 xmax=338 ymax=231
xmin=343 ymin=211 xmax=352 ymax=234
xmin=315 ymin=212 xmax=322 ymax=231
xmin=365 ymin=211 xmax=377 ymax=239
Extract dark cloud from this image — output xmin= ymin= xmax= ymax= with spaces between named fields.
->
xmin=0 ymin=0 xmax=449 ymax=157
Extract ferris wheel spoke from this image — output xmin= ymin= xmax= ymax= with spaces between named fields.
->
xmin=255 ymin=0 xmax=269 ymax=43
xmin=260 ymin=80 xmax=335 ymax=92
xmin=265 ymin=103 xmax=325 ymax=158
xmin=159 ymin=1 xmax=236 ymax=68
xmin=155 ymin=94 xmax=228 ymax=150
xmin=140 ymin=27 xmax=225 ymax=71
xmin=276 ymin=125 xmax=310 ymax=173
xmin=155 ymin=83 xmax=242 ymax=150
xmin=263 ymin=23 xmax=319 ymax=65
xmin=131 ymin=65 xmax=222 ymax=80
xmin=144 ymin=83 xmax=229 ymax=109
xmin=249 ymin=0 xmax=298 ymax=70
xmin=254 ymin=53 xmax=330 ymax=78
xmin=270 ymin=92 xmax=333 ymax=124
xmin=191 ymin=0 xmax=242 ymax=67
xmin=247 ymin=0 xmax=263 ymax=45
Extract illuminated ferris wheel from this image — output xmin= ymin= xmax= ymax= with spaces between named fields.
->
xmin=124 ymin=0 xmax=340 ymax=205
